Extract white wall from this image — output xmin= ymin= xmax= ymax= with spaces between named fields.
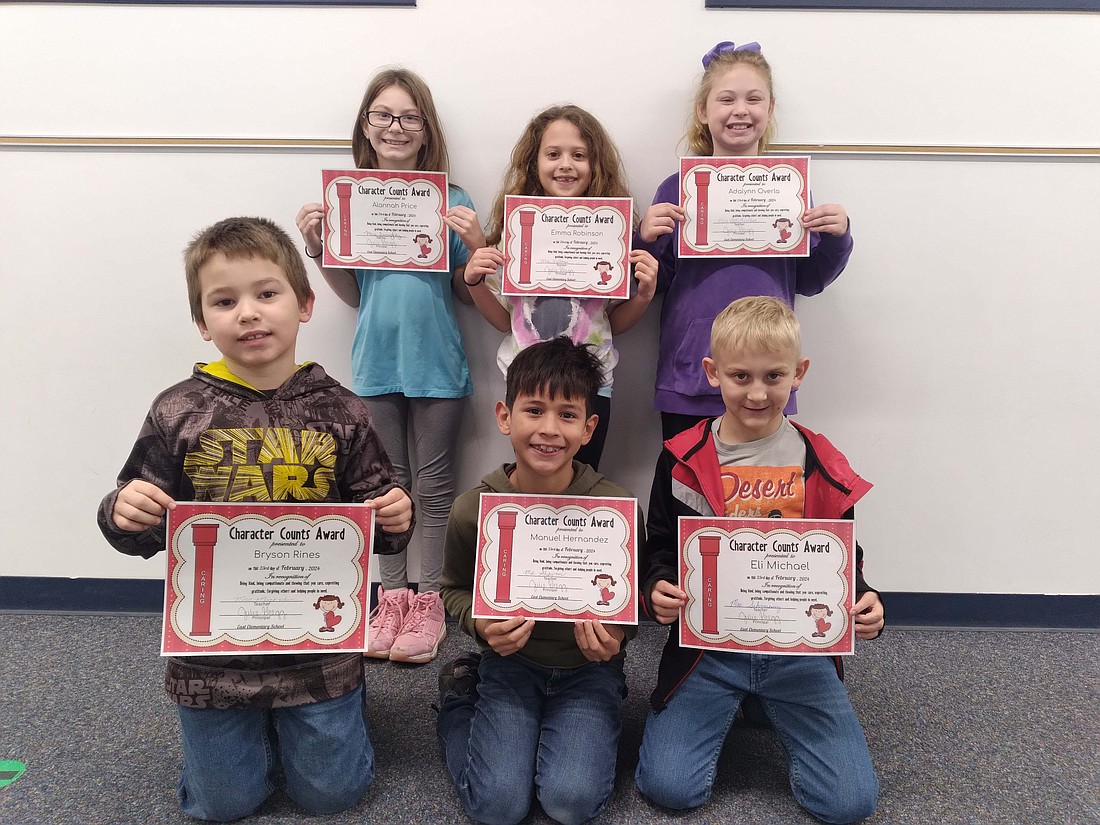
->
xmin=2 ymin=1 xmax=1098 ymax=595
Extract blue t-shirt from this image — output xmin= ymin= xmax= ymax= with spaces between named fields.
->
xmin=349 ymin=185 xmax=473 ymax=398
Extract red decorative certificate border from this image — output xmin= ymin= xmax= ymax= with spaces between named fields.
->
xmin=501 ymin=196 xmax=633 ymax=299
xmin=472 ymin=493 xmax=638 ymax=624
xmin=677 ymin=516 xmax=855 ymax=655
xmin=321 ymin=169 xmax=449 ymax=272
xmin=679 ymin=156 xmax=810 ymax=258
xmin=163 ymin=502 xmax=373 ymax=656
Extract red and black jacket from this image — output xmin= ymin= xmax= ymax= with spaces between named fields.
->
xmin=640 ymin=418 xmax=880 ymax=712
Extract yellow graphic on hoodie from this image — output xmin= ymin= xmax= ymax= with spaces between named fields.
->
xmin=184 ymin=427 xmax=336 ymax=501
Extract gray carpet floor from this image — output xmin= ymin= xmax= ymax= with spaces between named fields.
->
xmin=0 ymin=615 xmax=1096 ymax=824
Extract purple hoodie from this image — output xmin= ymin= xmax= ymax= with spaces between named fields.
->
xmin=634 ymin=172 xmax=853 ymax=416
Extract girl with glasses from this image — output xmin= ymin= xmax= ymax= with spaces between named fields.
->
xmin=296 ymin=68 xmax=485 ymax=666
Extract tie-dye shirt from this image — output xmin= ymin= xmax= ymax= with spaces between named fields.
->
xmin=487 ymin=269 xmax=620 ymax=395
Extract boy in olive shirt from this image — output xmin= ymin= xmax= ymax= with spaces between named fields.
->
xmin=438 ymin=337 xmax=642 ymax=825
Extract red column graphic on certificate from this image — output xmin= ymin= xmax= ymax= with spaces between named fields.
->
xmin=698 ymin=534 xmax=721 ymax=635
xmin=336 ymin=182 xmax=353 ymax=258
xmin=517 ymin=210 xmax=535 ymax=286
xmin=163 ymin=503 xmax=374 ymax=656
xmin=495 ymin=509 xmax=518 ymax=603
xmin=190 ymin=522 xmax=219 ymax=636
xmin=693 ymin=170 xmax=711 ymax=247
xmin=473 ymin=493 xmax=638 ymax=624
xmin=678 ymin=517 xmax=855 ymax=655
xmin=502 ymin=196 xmax=633 ymax=299
xmin=679 ymin=156 xmax=810 ymax=258
xmin=321 ymin=169 xmax=449 ymax=272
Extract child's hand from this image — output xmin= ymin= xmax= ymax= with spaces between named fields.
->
xmin=650 ymin=580 xmax=687 ymax=625
xmin=112 ymin=480 xmax=176 ymax=532
xmin=463 ymin=246 xmax=505 ymax=287
xmin=629 ymin=250 xmax=658 ymax=301
xmin=575 ymin=620 xmax=624 ymax=662
xmin=295 ymin=202 xmax=325 ymax=258
xmin=850 ymin=591 xmax=884 ymax=639
xmin=365 ymin=487 xmax=413 ymax=533
xmin=639 ymin=203 xmax=685 ymax=243
xmin=475 ymin=616 xmax=535 ymax=656
xmin=443 ymin=206 xmax=487 ymax=253
xmin=801 ymin=204 xmax=849 ymax=236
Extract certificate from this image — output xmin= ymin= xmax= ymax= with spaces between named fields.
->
xmin=163 ymin=502 xmax=374 ymax=656
xmin=472 ymin=493 xmax=638 ymax=624
xmin=679 ymin=156 xmax=810 ymax=258
xmin=501 ymin=196 xmax=633 ymax=299
xmin=321 ymin=169 xmax=449 ymax=272
xmin=678 ymin=517 xmax=855 ymax=655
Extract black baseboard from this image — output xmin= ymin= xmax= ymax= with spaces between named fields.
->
xmin=0 ymin=577 xmax=166 ymax=614
xmin=883 ymin=592 xmax=1098 ymax=629
xmin=0 ymin=577 xmax=1096 ymax=629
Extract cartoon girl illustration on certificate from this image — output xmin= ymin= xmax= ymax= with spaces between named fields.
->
xmin=593 ymin=260 xmax=613 ymax=285
xmin=773 ymin=217 xmax=793 ymax=244
xmin=592 ymin=573 xmax=616 ymax=607
xmin=806 ymin=603 xmax=833 ymax=638
xmin=314 ymin=594 xmax=345 ymax=633
xmin=413 ymin=233 xmax=433 ymax=259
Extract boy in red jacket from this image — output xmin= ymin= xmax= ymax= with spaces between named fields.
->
xmin=637 ymin=296 xmax=883 ymax=824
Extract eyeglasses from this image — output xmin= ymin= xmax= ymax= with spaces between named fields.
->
xmin=363 ymin=111 xmax=426 ymax=132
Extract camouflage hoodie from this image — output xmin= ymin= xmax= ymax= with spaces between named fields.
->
xmin=98 ymin=361 xmax=412 ymax=709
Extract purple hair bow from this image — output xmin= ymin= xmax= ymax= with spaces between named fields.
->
xmin=702 ymin=40 xmax=762 ymax=68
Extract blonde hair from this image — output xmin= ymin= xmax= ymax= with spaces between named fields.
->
xmin=485 ymin=104 xmax=633 ymax=246
xmin=710 ymin=296 xmax=800 ymax=358
xmin=686 ymin=47 xmax=776 ymax=157
xmin=184 ymin=217 xmax=312 ymax=324
xmin=351 ymin=67 xmax=450 ymax=174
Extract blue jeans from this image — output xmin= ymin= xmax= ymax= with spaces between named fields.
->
xmin=636 ymin=652 xmax=877 ymax=824
xmin=176 ymin=685 xmax=374 ymax=821
xmin=437 ymin=651 xmax=626 ymax=825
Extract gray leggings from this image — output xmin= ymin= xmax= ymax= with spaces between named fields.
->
xmin=364 ymin=394 xmax=465 ymax=592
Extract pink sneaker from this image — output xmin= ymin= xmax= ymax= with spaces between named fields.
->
xmin=389 ymin=591 xmax=447 ymax=664
xmin=365 ymin=586 xmax=411 ymax=659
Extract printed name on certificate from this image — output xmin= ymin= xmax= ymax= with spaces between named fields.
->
xmin=163 ymin=503 xmax=374 ymax=656
xmin=321 ymin=169 xmax=449 ymax=272
xmin=472 ymin=493 xmax=638 ymax=624
xmin=679 ymin=156 xmax=810 ymax=258
xmin=678 ymin=517 xmax=855 ymax=655
xmin=501 ymin=196 xmax=633 ymax=299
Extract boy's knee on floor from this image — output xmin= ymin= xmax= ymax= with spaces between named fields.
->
xmin=800 ymin=777 xmax=878 ymax=825
xmin=460 ymin=775 xmax=533 ymax=825
xmin=178 ymin=782 xmax=269 ymax=822
xmin=463 ymin=796 xmax=531 ymax=825
xmin=537 ymin=780 xmax=610 ymax=825
xmin=285 ymin=766 xmax=374 ymax=816
xmin=634 ymin=764 xmax=709 ymax=811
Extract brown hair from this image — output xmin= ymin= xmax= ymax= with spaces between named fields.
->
xmin=351 ymin=67 xmax=450 ymax=174
xmin=485 ymin=104 xmax=633 ymax=246
xmin=184 ymin=217 xmax=312 ymax=323
xmin=686 ymin=48 xmax=776 ymax=156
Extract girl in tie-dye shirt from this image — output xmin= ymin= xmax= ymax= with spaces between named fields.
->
xmin=462 ymin=104 xmax=658 ymax=469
